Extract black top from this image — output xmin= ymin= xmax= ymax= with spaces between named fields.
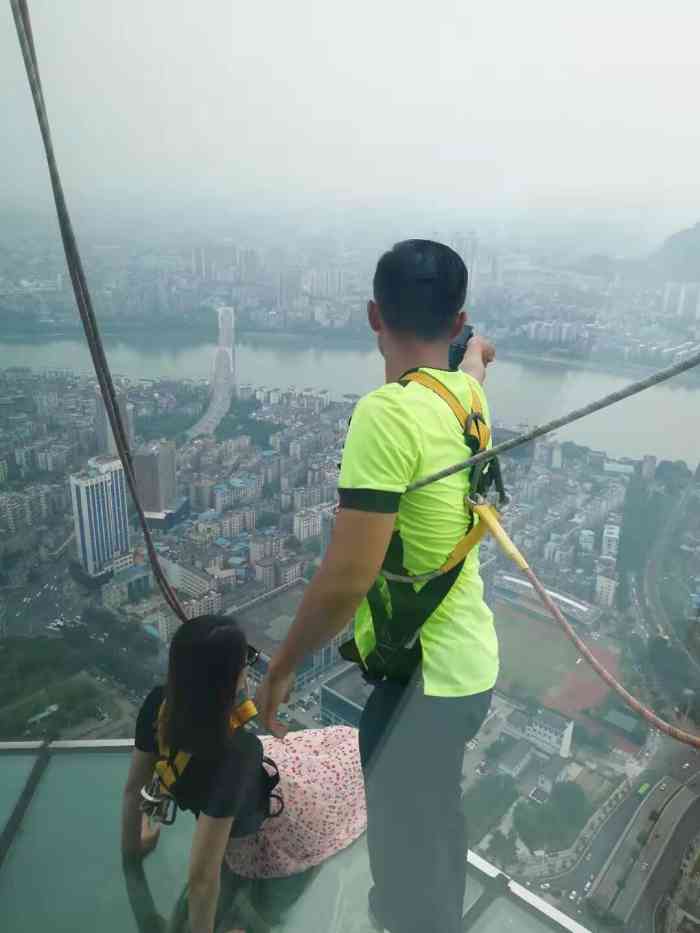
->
xmin=135 ymin=686 xmax=268 ymax=835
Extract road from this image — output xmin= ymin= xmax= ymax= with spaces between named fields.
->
xmin=187 ymin=347 xmax=234 ymax=438
xmin=1 ymin=553 xmax=85 ymax=639
xmin=530 ymin=727 xmax=700 ymax=926
xmin=643 ymin=486 xmax=700 ymax=674
xmin=629 ymin=796 xmax=700 ymax=933
xmin=528 ymin=792 xmax=646 ymax=922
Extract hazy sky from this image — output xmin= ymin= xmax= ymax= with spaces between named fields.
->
xmin=3 ymin=1 xmax=700 ymax=238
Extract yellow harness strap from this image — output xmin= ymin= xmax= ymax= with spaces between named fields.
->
xmin=401 ymin=370 xmax=491 ymax=451
xmin=471 ymin=502 xmax=529 ymax=572
xmin=399 ymin=370 xmax=492 ymax=575
xmin=154 ymin=698 xmax=259 ymax=791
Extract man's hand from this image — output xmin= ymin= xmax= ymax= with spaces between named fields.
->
xmin=255 ymin=509 xmax=395 ymax=739
xmin=462 ymin=336 xmax=495 ymax=384
xmin=256 ymin=667 xmax=294 ymax=739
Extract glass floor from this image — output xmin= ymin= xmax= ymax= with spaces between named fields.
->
xmin=0 ymin=742 xmax=592 ymax=933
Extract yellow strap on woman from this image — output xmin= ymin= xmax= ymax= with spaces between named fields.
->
xmin=155 ymin=698 xmax=259 ymax=790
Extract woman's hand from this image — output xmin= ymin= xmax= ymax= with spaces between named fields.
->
xmin=140 ymin=814 xmax=161 ymax=858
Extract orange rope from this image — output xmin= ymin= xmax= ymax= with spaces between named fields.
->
xmin=524 ymin=565 xmax=700 ymax=750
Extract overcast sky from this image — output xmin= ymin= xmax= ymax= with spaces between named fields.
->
xmin=2 ymin=1 xmax=700 ymax=239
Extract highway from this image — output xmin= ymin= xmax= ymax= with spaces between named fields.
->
xmin=187 ymin=346 xmax=234 ymax=438
xmin=643 ymin=485 xmax=700 ymax=674
xmin=532 ymin=791 xmax=648 ymax=920
xmin=629 ymin=796 xmax=700 ymax=933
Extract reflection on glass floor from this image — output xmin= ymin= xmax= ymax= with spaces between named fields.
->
xmin=1 ymin=753 xmax=37 ymax=831
xmin=0 ymin=744 xmax=591 ymax=933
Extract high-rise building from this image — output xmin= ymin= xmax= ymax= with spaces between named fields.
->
xmin=133 ymin=441 xmax=177 ymax=514
xmin=70 ymin=457 xmax=130 ymax=577
xmin=293 ymin=508 xmax=322 ymax=541
xmin=595 ymin=572 xmax=617 ymax=609
xmin=94 ymin=387 xmax=135 ymax=457
xmin=602 ymin=524 xmax=620 ymax=560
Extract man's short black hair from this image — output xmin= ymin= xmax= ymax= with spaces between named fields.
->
xmin=373 ymin=239 xmax=467 ymax=340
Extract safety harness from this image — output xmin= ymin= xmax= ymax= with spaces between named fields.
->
xmin=140 ymin=699 xmax=283 ymax=830
xmin=340 ymin=370 xmax=507 ymax=683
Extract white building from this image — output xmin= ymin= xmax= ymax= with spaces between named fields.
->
xmin=525 ymin=709 xmax=574 ymax=759
xmin=182 ymin=590 xmax=223 ymax=619
xmin=602 ymin=524 xmax=620 ymax=560
xmin=579 ymin=529 xmax=595 ymax=554
xmin=595 ymin=573 xmax=617 ymax=609
xmin=293 ymin=508 xmax=322 ymax=542
xmin=70 ymin=457 xmax=130 ymax=577
xmin=159 ymin=557 xmax=212 ymax=598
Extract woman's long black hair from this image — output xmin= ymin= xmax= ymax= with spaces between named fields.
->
xmin=160 ymin=614 xmax=248 ymax=758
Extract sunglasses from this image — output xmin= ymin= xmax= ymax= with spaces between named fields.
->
xmin=246 ymin=645 xmax=261 ymax=667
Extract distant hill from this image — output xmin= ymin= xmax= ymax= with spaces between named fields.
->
xmin=650 ymin=221 xmax=700 ymax=281
xmin=572 ymin=221 xmax=700 ymax=284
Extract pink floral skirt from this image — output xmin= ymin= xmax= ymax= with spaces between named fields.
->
xmin=225 ymin=725 xmax=366 ymax=879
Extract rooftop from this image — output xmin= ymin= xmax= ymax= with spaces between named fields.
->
xmin=321 ymin=664 xmax=375 ymax=710
xmin=533 ymin=708 xmax=572 ymax=733
xmin=232 ymin=581 xmax=309 ymax=656
xmin=0 ymin=741 xmax=592 ymax=933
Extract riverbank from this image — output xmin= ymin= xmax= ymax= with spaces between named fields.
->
xmin=3 ymin=324 xmax=697 ymax=385
xmin=497 ymin=349 xmax=700 ymax=385
xmin=2 ymin=331 xmax=698 ymax=463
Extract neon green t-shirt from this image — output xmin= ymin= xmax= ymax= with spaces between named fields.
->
xmin=338 ymin=366 xmax=499 ymax=698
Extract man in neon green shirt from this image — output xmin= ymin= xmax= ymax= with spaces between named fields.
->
xmin=258 ymin=240 xmax=497 ymax=933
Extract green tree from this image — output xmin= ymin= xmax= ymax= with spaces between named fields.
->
xmin=550 ymin=782 xmax=588 ymax=825
xmin=462 ymin=774 xmax=518 ymax=844
xmin=487 ymin=830 xmax=517 ymax=866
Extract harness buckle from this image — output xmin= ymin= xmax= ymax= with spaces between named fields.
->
xmin=140 ymin=776 xmax=178 ymax=825
xmin=468 ymin=457 xmax=509 ymax=509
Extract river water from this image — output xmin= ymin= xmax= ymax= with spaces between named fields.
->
xmin=1 ymin=334 xmax=698 ymax=465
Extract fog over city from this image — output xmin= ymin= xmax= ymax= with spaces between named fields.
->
xmin=3 ymin=4 xmax=700 ymax=932
xmin=2 ymin=0 xmax=700 ymax=245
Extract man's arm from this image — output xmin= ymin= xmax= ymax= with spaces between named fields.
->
xmin=461 ymin=335 xmax=495 ymax=385
xmin=257 ymin=507 xmax=396 ymax=735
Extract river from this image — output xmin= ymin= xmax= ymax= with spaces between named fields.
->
xmin=1 ymin=334 xmax=698 ymax=465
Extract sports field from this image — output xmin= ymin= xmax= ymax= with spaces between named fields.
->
xmin=494 ymin=599 xmax=582 ymax=698
xmin=494 ymin=599 xmax=619 ymax=715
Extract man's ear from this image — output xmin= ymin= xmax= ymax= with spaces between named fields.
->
xmin=448 ymin=310 xmax=467 ymax=340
